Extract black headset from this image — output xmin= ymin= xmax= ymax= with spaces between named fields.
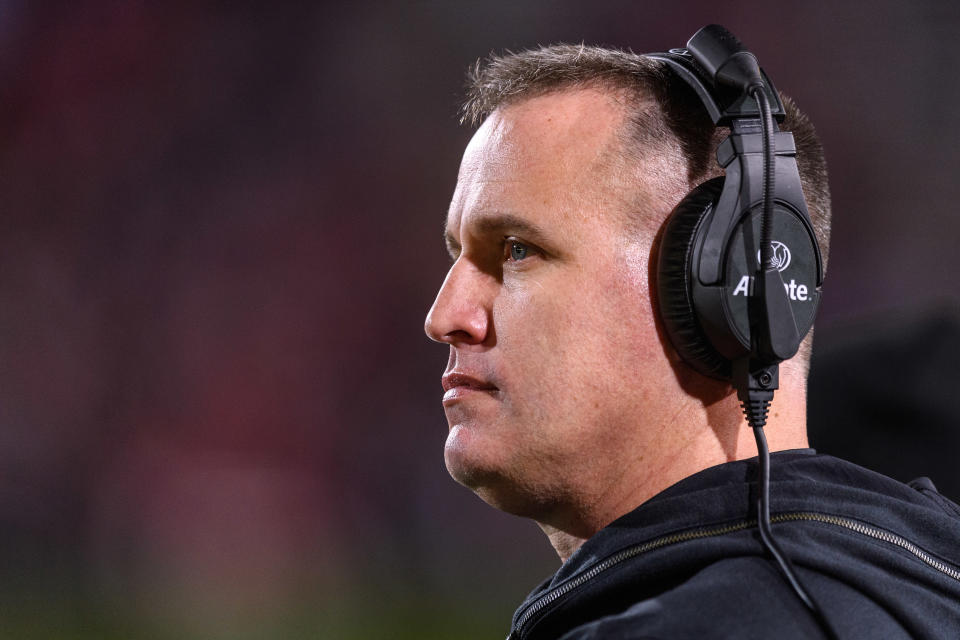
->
xmin=649 ymin=26 xmax=823 ymax=390
xmin=648 ymin=26 xmax=837 ymax=639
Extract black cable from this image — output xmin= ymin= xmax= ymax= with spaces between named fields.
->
xmin=751 ymin=86 xmax=776 ymax=272
xmin=753 ymin=423 xmax=814 ymax=607
xmin=742 ymin=398 xmax=840 ymax=640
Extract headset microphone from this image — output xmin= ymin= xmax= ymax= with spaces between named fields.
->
xmin=650 ymin=25 xmax=837 ymax=639
xmin=687 ymin=24 xmax=764 ymax=92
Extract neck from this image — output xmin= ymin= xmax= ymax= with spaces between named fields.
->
xmin=539 ymin=524 xmax=590 ymax=562
xmin=536 ymin=370 xmax=809 ymax=563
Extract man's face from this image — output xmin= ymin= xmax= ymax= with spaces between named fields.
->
xmin=425 ymin=88 xmax=688 ymax=523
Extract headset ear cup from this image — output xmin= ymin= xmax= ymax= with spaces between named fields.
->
xmin=657 ymin=177 xmax=732 ymax=380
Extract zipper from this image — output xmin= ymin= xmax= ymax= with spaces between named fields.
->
xmin=775 ymin=512 xmax=960 ymax=581
xmin=508 ymin=511 xmax=960 ymax=639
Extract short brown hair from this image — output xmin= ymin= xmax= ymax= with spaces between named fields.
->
xmin=461 ymin=44 xmax=831 ymax=270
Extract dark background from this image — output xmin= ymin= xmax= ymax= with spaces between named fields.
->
xmin=2 ymin=2 xmax=959 ymax=638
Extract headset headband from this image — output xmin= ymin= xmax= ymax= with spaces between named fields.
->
xmin=645 ymin=49 xmax=786 ymax=125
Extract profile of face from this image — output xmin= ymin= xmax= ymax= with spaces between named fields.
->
xmin=425 ymin=88 xmax=689 ymax=526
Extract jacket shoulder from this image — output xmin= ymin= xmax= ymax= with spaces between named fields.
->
xmin=556 ymin=554 xmax=908 ymax=640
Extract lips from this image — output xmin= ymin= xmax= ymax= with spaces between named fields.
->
xmin=442 ymin=372 xmax=497 ymax=392
xmin=441 ymin=372 xmax=499 ymax=404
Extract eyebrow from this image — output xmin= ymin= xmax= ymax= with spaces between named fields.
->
xmin=444 ymin=212 xmax=552 ymax=257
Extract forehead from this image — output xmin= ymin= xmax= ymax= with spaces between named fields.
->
xmin=473 ymin=88 xmax=625 ymax=171
xmin=447 ymin=88 xmax=633 ymax=244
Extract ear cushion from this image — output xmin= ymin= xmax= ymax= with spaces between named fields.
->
xmin=657 ymin=177 xmax=732 ymax=380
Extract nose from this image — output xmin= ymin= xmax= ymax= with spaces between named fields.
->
xmin=424 ymin=259 xmax=490 ymax=346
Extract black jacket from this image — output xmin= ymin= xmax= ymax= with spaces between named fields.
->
xmin=507 ymin=450 xmax=960 ymax=639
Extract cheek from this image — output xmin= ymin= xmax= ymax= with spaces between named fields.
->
xmin=603 ymin=243 xmax=661 ymax=355
xmin=495 ymin=255 xmax=659 ymax=411
xmin=571 ymin=247 xmax=657 ymax=352
xmin=491 ymin=279 xmax=580 ymax=425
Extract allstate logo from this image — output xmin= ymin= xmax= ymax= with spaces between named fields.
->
xmin=756 ymin=241 xmax=792 ymax=272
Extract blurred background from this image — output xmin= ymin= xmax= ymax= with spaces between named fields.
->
xmin=1 ymin=1 xmax=959 ymax=638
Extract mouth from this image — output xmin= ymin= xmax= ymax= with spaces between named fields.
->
xmin=441 ymin=372 xmax=499 ymax=405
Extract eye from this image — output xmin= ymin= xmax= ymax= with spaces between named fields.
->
xmin=505 ymin=238 xmax=534 ymax=262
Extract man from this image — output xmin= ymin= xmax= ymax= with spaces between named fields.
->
xmin=425 ymin=42 xmax=960 ymax=639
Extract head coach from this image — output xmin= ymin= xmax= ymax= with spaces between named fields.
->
xmin=424 ymin=25 xmax=960 ymax=639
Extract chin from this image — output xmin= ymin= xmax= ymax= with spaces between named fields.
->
xmin=444 ymin=424 xmax=499 ymax=489
xmin=444 ymin=426 xmax=558 ymax=519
